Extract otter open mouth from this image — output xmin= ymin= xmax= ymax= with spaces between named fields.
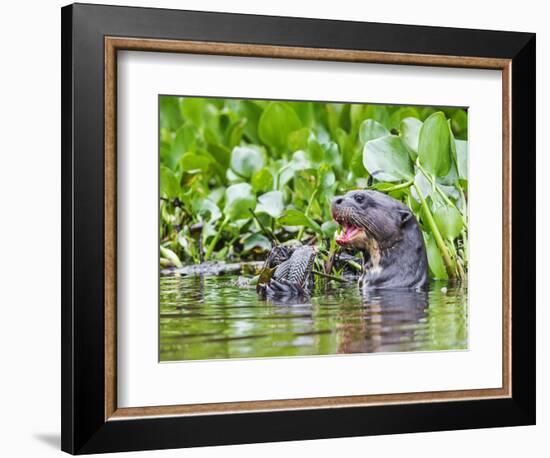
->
xmin=335 ymin=223 xmax=363 ymax=246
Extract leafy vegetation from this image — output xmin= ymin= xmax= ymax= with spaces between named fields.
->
xmin=159 ymin=96 xmax=468 ymax=280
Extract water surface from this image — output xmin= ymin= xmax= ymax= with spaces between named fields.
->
xmin=160 ymin=274 xmax=467 ymax=361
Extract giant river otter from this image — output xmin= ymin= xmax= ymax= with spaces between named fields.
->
xmin=332 ymin=190 xmax=428 ymax=290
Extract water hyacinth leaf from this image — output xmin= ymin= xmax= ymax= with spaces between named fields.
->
xmin=224 ymin=183 xmax=256 ymax=220
xmin=450 ymin=109 xmax=468 ymax=139
xmin=294 ymin=169 xmax=317 ymax=201
xmin=279 ymin=150 xmax=312 ymax=187
xmin=179 ymin=152 xmax=211 ymax=172
xmin=160 ymin=165 xmax=180 ymax=197
xmin=351 ymin=150 xmax=368 ymax=177
xmin=363 ymin=135 xmax=414 ymax=182
xmin=433 ymin=205 xmax=463 ymax=240
xmin=411 ymin=171 xmax=432 ymax=202
xmin=226 ymin=118 xmax=247 ymax=149
xmin=160 ymin=96 xmax=183 ymax=131
xmin=159 ymin=246 xmax=183 ymax=268
xmin=288 ymin=128 xmax=312 ymax=151
xmin=208 ymin=187 xmax=225 ymax=204
xmin=226 ymin=168 xmax=242 ymax=183
xmin=172 ymin=123 xmax=199 ymax=159
xmin=455 ymin=139 xmax=468 ymax=180
xmin=321 ymin=220 xmax=339 ymax=238
xmin=192 ymin=198 xmax=221 ymax=222
xmin=230 ymin=145 xmax=265 ymax=178
xmin=251 ymin=168 xmax=274 ymax=193
xmin=307 ymin=137 xmax=325 ymax=163
xmin=289 ymin=101 xmax=315 ymax=127
xmin=207 ymin=143 xmax=231 ymax=168
xmin=279 ymin=209 xmax=322 ymax=234
xmin=180 ymin=98 xmax=208 ymax=126
xmin=359 ymin=119 xmax=390 ymax=144
xmin=400 ymin=117 xmax=423 ymax=156
xmin=363 ymin=105 xmax=391 ymax=127
xmin=437 ymin=161 xmax=459 ymax=186
xmin=242 ymin=233 xmax=272 ymax=252
xmin=318 ymin=164 xmax=336 ymax=190
xmin=323 ymin=141 xmax=342 ymax=168
xmin=256 ymin=190 xmax=284 ymax=218
xmin=418 ymin=112 xmax=452 ymax=177
xmin=425 ymin=235 xmax=448 ymax=279
xmin=258 ymin=102 xmax=302 ymax=152
xmin=389 ymin=106 xmax=420 ymax=130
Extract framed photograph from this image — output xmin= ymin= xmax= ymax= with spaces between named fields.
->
xmin=61 ymin=3 xmax=536 ymax=454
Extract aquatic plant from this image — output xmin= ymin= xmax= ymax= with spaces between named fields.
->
xmin=159 ymin=97 xmax=468 ymax=280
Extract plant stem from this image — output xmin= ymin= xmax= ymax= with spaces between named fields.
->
xmin=204 ymin=216 xmax=229 ymax=261
xmin=379 ymin=179 xmax=414 ymax=192
xmin=416 ymin=160 xmax=468 ymax=228
xmin=413 ymin=183 xmax=457 ymax=278
xmin=296 ymin=187 xmax=319 ymax=242
xmin=249 ymin=208 xmax=279 ymax=244
xmin=312 ymin=270 xmax=349 ymax=283
xmin=276 ymin=163 xmax=292 ymax=190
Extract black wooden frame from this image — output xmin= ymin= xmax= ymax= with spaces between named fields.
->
xmin=61 ymin=3 xmax=536 ymax=454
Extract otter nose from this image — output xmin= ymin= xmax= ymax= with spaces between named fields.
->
xmin=333 ymin=197 xmax=344 ymax=206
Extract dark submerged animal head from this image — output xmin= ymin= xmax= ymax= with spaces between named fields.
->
xmin=331 ymin=190 xmax=414 ymax=250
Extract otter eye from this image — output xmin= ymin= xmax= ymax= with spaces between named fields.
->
xmin=354 ymin=194 xmax=364 ymax=204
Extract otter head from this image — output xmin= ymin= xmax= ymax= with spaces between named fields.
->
xmin=331 ymin=190 xmax=413 ymax=251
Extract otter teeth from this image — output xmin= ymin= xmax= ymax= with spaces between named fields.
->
xmin=336 ymin=224 xmax=361 ymax=245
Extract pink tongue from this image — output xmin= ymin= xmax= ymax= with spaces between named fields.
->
xmin=336 ymin=225 xmax=360 ymax=245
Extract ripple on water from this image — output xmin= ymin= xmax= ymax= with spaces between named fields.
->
xmin=159 ymin=274 xmax=468 ymax=361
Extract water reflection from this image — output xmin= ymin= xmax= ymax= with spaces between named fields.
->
xmin=160 ymin=274 xmax=467 ymax=361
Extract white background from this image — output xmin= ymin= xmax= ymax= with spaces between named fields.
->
xmin=118 ymin=52 xmax=502 ymax=407
xmin=0 ymin=0 xmax=545 ymax=457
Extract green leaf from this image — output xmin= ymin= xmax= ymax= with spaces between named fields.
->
xmin=425 ymin=235 xmax=448 ymax=279
xmin=318 ymin=164 xmax=335 ymax=190
xmin=251 ymin=168 xmax=274 ymax=193
xmin=288 ymin=128 xmax=312 ymax=151
xmin=179 ymin=152 xmax=211 ymax=172
xmin=159 ymin=96 xmax=183 ymax=131
xmin=455 ymin=139 xmax=468 ymax=180
xmin=224 ymin=183 xmax=256 ymax=220
xmin=207 ymin=143 xmax=231 ymax=168
xmin=418 ymin=112 xmax=452 ymax=177
xmin=258 ymin=102 xmax=302 ymax=152
xmin=226 ymin=118 xmax=247 ymax=149
xmin=389 ymin=107 xmax=420 ymax=129
xmin=307 ymin=137 xmax=325 ymax=163
xmin=242 ymin=233 xmax=272 ymax=252
xmin=363 ymin=105 xmax=390 ymax=126
xmin=400 ymin=117 xmax=423 ymax=156
xmin=159 ymin=246 xmax=183 ymax=268
xmin=433 ymin=205 xmax=463 ymax=240
xmin=321 ymin=221 xmax=339 ymax=238
xmin=279 ymin=150 xmax=312 ymax=187
xmin=411 ymin=171 xmax=432 ymax=202
xmin=256 ymin=191 xmax=284 ymax=218
xmin=192 ymin=198 xmax=221 ymax=222
xmin=322 ymin=142 xmax=341 ymax=168
xmin=230 ymin=145 xmax=265 ymax=178
xmin=450 ymin=109 xmax=468 ymax=138
xmin=363 ymin=135 xmax=414 ymax=182
xmin=160 ymin=166 xmax=180 ymax=197
xmin=278 ymin=209 xmax=321 ymax=233
xmin=180 ymin=98 xmax=206 ymax=126
xmin=359 ymin=119 xmax=390 ymax=145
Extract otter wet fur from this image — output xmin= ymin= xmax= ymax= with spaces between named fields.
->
xmin=332 ymin=190 xmax=428 ymax=290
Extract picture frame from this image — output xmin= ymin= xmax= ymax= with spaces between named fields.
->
xmin=61 ymin=3 xmax=536 ymax=454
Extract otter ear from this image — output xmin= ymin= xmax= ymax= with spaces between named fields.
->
xmin=398 ymin=209 xmax=412 ymax=226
